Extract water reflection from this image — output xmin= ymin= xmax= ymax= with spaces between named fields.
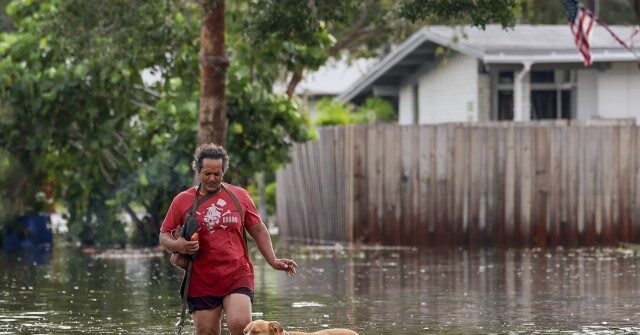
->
xmin=252 ymin=247 xmax=640 ymax=334
xmin=0 ymin=244 xmax=639 ymax=334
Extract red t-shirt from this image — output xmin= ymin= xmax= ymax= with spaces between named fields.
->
xmin=160 ymin=183 xmax=261 ymax=297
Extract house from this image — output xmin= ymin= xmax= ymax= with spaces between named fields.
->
xmin=338 ymin=25 xmax=640 ymax=124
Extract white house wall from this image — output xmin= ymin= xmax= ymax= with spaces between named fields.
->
xmin=418 ymin=53 xmax=479 ymax=124
xmin=398 ymin=85 xmax=415 ymax=125
xmin=575 ymin=69 xmax=598 ymax=120
xmin=478 ymin=73 xmax=491 ymax=121
xmin=597 ymin=62 xmax=640 ymax=122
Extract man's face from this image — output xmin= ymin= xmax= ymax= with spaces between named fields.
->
xmin=198 ymin=158 xmax=224 ymax=194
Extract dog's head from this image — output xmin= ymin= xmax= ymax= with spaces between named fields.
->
xmin=244 ymin=320 xmax=285 ymax=335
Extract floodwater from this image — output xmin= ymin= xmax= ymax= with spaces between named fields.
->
xmin=1 ymin=243 xmax=639 ymax=334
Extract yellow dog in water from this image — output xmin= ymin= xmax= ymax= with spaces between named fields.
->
xmin=244 ymin=320 xmax=359 ymax=335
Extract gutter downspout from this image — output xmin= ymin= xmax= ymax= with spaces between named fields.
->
xmin=513 ymin=62 xmax=532 ymax=121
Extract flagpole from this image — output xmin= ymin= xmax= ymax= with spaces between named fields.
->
xmin=581 ymin=4 xmax=640 ymax=67
xmin=589 ymin=0 xmax=599 ymax=17
xmin=596 ymin=19 xmax=640 ymax=60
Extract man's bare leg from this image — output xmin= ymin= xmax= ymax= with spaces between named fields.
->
xmin=193 ymin=306 xmax=223 ymax=335
xmin=222 ymin=294 xmax=252 ymax=335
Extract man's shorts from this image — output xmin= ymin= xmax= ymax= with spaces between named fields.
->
xmin=187 ymin=287 xmax=254 ymax=313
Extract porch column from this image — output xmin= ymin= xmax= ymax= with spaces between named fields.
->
xmin=513 ymin=62 xmax=532 ymax=121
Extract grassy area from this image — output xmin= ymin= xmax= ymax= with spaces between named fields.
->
xmin=617 ymin=242 xmax=640 ymax=257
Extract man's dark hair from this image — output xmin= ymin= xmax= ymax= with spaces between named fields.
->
xmin=192 ymin=143 xmax=229 ymax=173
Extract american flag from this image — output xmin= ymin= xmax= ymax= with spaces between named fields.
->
xmin=564 ymin=0 xmax=596 ymax=66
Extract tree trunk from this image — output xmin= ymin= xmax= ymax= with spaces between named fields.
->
xmin=198 ymin=0 xmax=228 ymax=146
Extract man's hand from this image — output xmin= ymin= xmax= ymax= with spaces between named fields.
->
xmin=270 ymin=258 xmax=298 ymax=276
xmin=176 ymin=237 xmax=199 ymax=255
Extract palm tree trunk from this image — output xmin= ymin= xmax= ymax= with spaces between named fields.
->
xmin=198 ymin=0 xmax=228 ymax=146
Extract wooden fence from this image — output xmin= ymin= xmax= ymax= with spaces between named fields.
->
xmin=276 ymin=121 xmax=640 ymax=247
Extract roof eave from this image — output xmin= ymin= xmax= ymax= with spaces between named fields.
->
xmin=338 ymin=28 xmax=485 ymax=102
xmin=483 ymin=50 xmax=640 ymax=64
xmin=338 ymin=30 xmax=430 ymax=102
xmin=339 ymin=25 xmax=640 ymax=101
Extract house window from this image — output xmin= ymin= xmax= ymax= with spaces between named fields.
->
xmin=531 ymin=70 xmax=555 ymax=83
xmin=492 ymin=69 xmax=575 ymax=121
xmin=530 ymin=70 xmax=574 ymax=120
xmin=495 ymin=71 xmax=514 ymax=120
xmin=498 ymin=91 xmax=513 ymax=120
xmin=531 ymin=91 xmax=557 ymax=119
xmin=531 ymin=90 xmax=572 ymax=119
xmin=498 ymin=71 xmax=513 ymax=84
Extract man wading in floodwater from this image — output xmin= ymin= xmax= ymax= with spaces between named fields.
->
xmin=159 ymin=143 xmax=297 ymax=335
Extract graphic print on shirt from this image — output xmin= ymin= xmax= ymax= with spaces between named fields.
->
xmin=202 ymin=198 xmax=239 ymax=232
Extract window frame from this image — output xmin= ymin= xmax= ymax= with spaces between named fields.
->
xmin=491 ymin=68 xmax=576 ymax=121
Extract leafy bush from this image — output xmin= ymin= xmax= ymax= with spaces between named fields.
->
xmin=313 ymin=97 xmax=397 ymax=126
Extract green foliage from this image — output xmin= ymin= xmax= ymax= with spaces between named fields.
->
xmin=618 ymin=242 xmax=640 ymax=257
xmin=230 ymin=0 xmax=416 ymax=92
xmin=0 ymin=0 xmax=200 ymax=244
xmin=240 ymin=1 xmax=333 ymax=72
xmin=518 ymin=0 xmax=638 ymax=25
xmin=110 ymin=78 xmax=199 ymax=247
xmin=226 ymin=64 xmax=313 ymax=181
xmin=517 ymin=0 xmax=567 ymax=24
xmin=352 ymin=97 xmax=396 ymax=124
xmin=6 ymin=0 xmax=634 ymax=246
xmin=0 ymin=0 xmax=11 ymax=32
xmin=42 ymin=0 xmax=189 ymax=65
xmin=245 ymin=178 xmax=277 ymax=218
xmin=0 ymin=2 xmax=141 ymax=238
xmin=0 ymin=0 xmax=312 ymax=245
xmin=0 ymin=150 xmax=26 ymax=223
xmin=264 ymin=181 xmax=277 ymax=217
xmin=227 ymin=1 xmax=332 ymax=86
xmin=398 ymin=0 xmax=519 ymax=28
xmin=314 ymin=97 xmax=396 ymax=126
xmin=313 ymin=99 xmax=353 ymax=126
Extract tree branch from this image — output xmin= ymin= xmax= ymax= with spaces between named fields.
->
xmin=329 ymin=25 xmax=377 ymax=56
xmin=131 ymin=99 xmax=159 ymax=112
xmin=123 ymin=203 xmax=144 ymax=227
xmin=285 ymin=70 xmax=304 ymax=98
xmin=133 ymin=84 xmax=161 ymax=99
xmin=284 ymin=0 xmax=376 ymax=98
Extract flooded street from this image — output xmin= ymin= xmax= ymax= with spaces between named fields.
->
xmin=1 ymin=243 xmax=639 ymax=334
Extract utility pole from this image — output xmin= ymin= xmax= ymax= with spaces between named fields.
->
xmin=198 ymin=0 xmax=228 ymax=146
xmin=588 ymin=0 xmax=600 ymax=17
xmin=631 ymin=0 xmax=640 ymax=21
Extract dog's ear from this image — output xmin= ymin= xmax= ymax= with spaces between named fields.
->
xmin=268 ymin=321 xmax=284 ymax=334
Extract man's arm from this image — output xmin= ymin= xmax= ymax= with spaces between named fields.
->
xmin=246 ymin=222 xmax=297 ymax=275
xmin=159 ymin=231 xmax=199 ymax=255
